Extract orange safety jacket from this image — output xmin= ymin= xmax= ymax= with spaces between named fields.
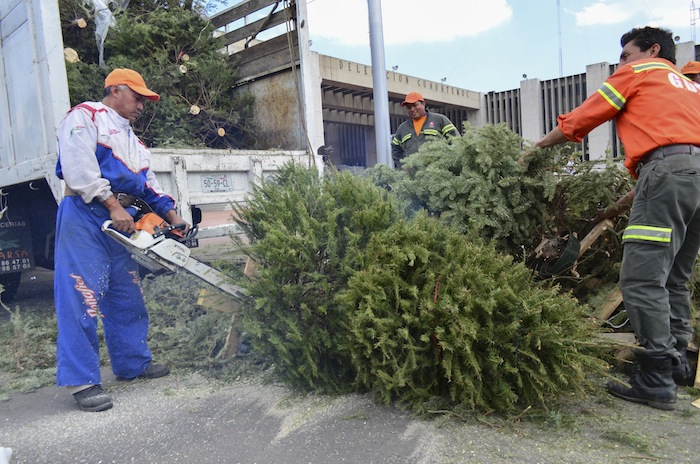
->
xmin=557 ymin=58 xmax=700 ymax=178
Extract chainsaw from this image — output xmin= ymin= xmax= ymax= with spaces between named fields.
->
xmin=101 ymin=212 xmax=246 ymax=299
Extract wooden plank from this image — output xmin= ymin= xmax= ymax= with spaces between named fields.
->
xmin=233 ymin=35 xmax=300 ymax=80
xmin=231 ymin=32 xmax=298 ymax=68
xmin=595 ymin=287 xmax=624 ymax=320
xmin=578 ymin=219 xmax=613 ymax=257
xmin=219 ymin=9 xmax=290 ymax=48
xmin=222 ymin=312 xmax=240 ymax=358
xmin=595 ymin=333 xmax=637 ymax=361
xmin=197 ymin=288 xmax=241 ymax=357
xmin=244 ymin=256 xmax=258 ymax=277
xmin=210 ymin=0 xmax=282 ymax=29
xmin=595 ymin=332 xmax=636 ymax=345
xmin=196 ymin=287 xmax=239 ymax=313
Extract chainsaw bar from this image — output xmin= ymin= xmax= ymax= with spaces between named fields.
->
xmin=101 ymin=220 xmax=246 ymax=299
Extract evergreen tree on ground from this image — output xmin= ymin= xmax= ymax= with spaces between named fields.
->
xmin=232 ymin=164 xmax=401 ymax=392
xmin=232 ymin=163 xmax=608 ymax=414
xmin=338 ymin=211 xmax=607 ymax=415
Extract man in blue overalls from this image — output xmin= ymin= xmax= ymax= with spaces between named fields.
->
xmin=55 ymin=68 xmax=190 ymax=411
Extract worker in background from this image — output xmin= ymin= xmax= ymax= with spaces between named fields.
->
xmin=534 ymin=26 xmax=700 ymax=410
xmin=391 ymin=91 xmax=459 ymax=168
xmin=681 ymin=60 xmax=700 ymax=83
xmin=54 ymin=68 xmax=190 ymax=412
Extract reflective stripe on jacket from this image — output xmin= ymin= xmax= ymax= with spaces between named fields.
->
xmin=391 ymin=112 xmax=458 ymax=167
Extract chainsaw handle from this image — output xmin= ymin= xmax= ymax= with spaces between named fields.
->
xmin=101 ymin=219 xmax=137 ymax=237
xmin=101 ymin=220 xmax=114 ymax=232
xmin=152 ymin=223 xmax=183 ymax=239
xmin=167 ymin=223 xmax=199 ymax=241
xmin=152 ymin=222 xmax=199 ymax=241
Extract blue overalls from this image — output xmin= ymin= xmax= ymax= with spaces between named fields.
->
xmin=54 ymin=195 xmax=152 ymax=385
xmin=54 ymin=102 xmax=175 ymax=387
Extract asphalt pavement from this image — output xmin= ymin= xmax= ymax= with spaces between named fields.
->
xmin=0 ymin=370 xmax=442 ymax=464
xmin=3 ymin=260 xmax=700 ymax=463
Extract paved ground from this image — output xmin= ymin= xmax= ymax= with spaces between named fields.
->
xmin=1 ymin=371 xmax=432 ymax=464
xmin=3 ymin=368 xmax=700 ymax=464
xmin=3 ymin=239 xmax=700 ymax=463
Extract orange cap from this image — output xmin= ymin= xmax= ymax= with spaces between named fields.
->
xmin=104 ymin=68 xmax=160 ymax=102
xmin=401 ymin=91 xmax=424 ymax=106
xmin=681 ymin=61 xmax=700 ymax=76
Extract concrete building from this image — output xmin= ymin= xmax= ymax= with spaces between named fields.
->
xmin=212 ymin=1 xmax=698 ymax=167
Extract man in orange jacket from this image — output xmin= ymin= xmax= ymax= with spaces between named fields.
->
xmin=681 ymin=60 xmax=700 ymax=83
xmin=535 ymin=26 xmax=700 ymax=410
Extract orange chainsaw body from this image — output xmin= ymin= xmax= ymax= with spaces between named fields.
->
xmin=135 ymin=212 xmax=184 ymax=239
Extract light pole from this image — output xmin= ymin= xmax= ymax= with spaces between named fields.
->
xmin=367 ymin=0 xmax=392 ymax=167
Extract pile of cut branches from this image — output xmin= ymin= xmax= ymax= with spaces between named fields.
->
xmin=231 ymin=161 xmax=609 ymax=415
xmin=367 ymin=123 xmax=634 ymax=302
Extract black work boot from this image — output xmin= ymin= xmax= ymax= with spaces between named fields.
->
xmin=116 ymin=363 xmax=170 ymax=381
xmin=607 ymin=354 xmax=677 ymax=411
xmin=673 ymin=344 xmax=695 ymax=387
xmin=73 ymin=385 xmax=113 ymax=412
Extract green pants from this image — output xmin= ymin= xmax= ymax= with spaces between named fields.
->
xmin=620 ymin=153 xmax=700 ymax=359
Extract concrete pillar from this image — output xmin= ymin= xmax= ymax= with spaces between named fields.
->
xmin=295 ymin=2 xmax=325 ymax=155
xmin=584 ymin=62 xmax=613 ymax=161
xmin=520 ymin=78 xmax=543 ymax=144
xmin=676 ymin=41 xmax=697 ymax=68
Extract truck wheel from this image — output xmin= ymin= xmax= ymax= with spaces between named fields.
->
xmin=0 ymin=272 xmax=22 ymax=303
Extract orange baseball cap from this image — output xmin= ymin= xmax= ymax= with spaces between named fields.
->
xmin=401 ymin=91 xmax=424 ymax=106
xmin=681 ymin=61 xmax=700 ymax=76
xmin=104 ymin=68 xmax=160 ymax=101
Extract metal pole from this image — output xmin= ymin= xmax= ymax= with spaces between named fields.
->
xmin=367 ymin=0 xmax=393 ymax=167
xmin=557 ymin=0 xmax=563 ymax=77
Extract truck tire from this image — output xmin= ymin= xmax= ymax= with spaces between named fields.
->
xmin=0 ymin=272 xmax=22 ymax=303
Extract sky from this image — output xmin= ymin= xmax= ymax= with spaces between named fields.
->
xmin=216 ymin=0 xmax=694 ymax=93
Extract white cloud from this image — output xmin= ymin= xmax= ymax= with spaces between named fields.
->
xmin=306 ymin=0 xmax=513 ymax=46
xmin=574 ymin=1 xmax=690 ymax=29
xmin=574 ymin=2 xmax=635 ymax=26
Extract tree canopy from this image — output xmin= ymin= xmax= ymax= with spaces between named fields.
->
xmin=59 ymin=0 xmax=255 ymax=148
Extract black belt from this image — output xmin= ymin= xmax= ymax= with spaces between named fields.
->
xmin=114 ymin=192 xmax=138 ymax=208
xmin=636 ymin=144 xmax=700 ymax=175
xmin=114 ymin=192 xmax=152 ymax=212
xmin=64 ymin=188 xmax=151 ymax=213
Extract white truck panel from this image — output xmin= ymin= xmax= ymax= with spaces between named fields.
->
xmin=150 ymin=149 xmax=322 ymax=236
xmin=0 ymin=0 xmax=69 ymax=199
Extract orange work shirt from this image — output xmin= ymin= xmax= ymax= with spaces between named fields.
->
xmin=557 ymin=58 xmax=700 ymax=178
xmin=412 ymin=116 xmax=427 ymax=135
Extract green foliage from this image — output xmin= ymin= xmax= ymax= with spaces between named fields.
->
xmin=230 ymin=164 xmax=608 ymax=414
xmin=60 ymin=0 xmax=255 ymax=148
xmin=549 ymin=159 xmax=632 ymax=232
xmin=542 ymin=159 xmax=633 ymax=290
xmin=338 ymin=211 xmax=607 ymax=414
xmin=59 ymin=1 xmax=226 ymax=64
xmin=142 ymin=274 xmax=235 ymax=369
xmin=231 ymin=164 xmax=401 ymax=392
xmin=0 ymin=306 xmax=57 ymax=374
xmin=376 ymin=123 xmax=634 ymax=257
xmin=380 ymin=124 xmax=559 ymax=256
xmin=0 ymin=301 xmax=58 ymax=394
xmin=367 ymin=124 xmax=634 ymax=297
